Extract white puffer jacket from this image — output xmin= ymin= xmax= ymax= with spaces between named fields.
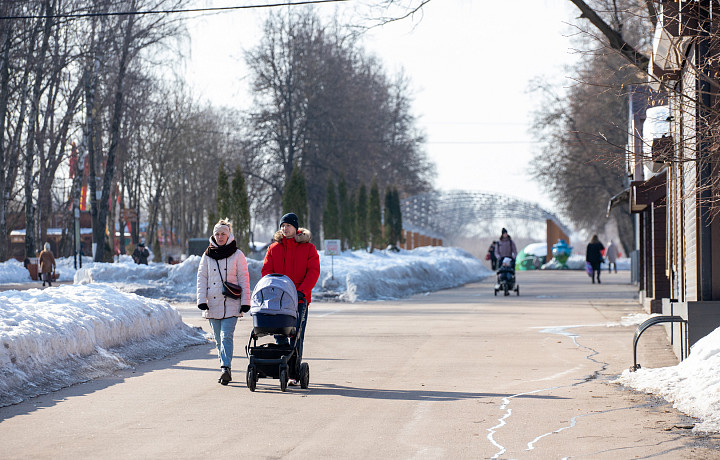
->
xmin=196 ymin=241 xmax=251 ymax=320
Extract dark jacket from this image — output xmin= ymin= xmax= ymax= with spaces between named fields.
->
xmin=132 ymin=246 xmax=149 ymax=265
xmin=262 ymin=228 xmax=320 ymax=303
xmin=585 ymin=242 xmax=605 ymax=267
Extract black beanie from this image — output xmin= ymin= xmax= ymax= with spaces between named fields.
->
xmin=280 ymin=212 xmax=299 ymax=230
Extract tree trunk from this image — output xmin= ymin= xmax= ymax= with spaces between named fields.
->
xmin=92 ymin=12 xmax=134 ymax=262
xmin=24 ymin=0 xmax=54 ymax=258
xmin=0 ymin=13 xmax=13 ymax=260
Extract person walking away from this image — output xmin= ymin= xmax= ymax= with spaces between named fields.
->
xmin=585 ymin=234 xmax=605 ymax=284
xmin=132 ymin=242 xmax=149 ymax=265
xmin=38 ymin=242 xmax=56 ymax=287
xmin=262 ymin=212 xmax=320 ymax=385
xmin=196 ymin=220 xmax=251 ymax=385
xmin=605 ymin=240 xmax=619 ymax=274
xmin=487 ymin=241 xmax=498 ymax=271
xmin=494 ymin=228 xmax=517 ymax=268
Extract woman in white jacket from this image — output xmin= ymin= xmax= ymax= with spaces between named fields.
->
xmin=197 ymin=220 xmax=251 ymax=385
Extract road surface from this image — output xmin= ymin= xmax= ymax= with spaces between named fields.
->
xmin=1 ymin=270 xmax=719 ymax=458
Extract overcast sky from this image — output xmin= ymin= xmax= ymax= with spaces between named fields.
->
xmin=184 ymin=0 xmax=579 ymax=212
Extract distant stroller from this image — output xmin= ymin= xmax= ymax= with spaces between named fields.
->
xmin=494 ymin=257 xmax=519 ymax=296
xmin=245 ymin=273 xmax=310 ymax=392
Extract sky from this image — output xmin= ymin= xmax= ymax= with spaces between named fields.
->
xmin=1 ymin=248 xmax=718 ymax=432
xmin=183 ymin=0 xmax=579 ymax=212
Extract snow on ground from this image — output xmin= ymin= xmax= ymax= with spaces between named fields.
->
xmin=617 ymin=326 xmax=720 ymax=432
xmin=0 ymin=284 xmax=206 ymax=407
xmin=0 ymin=246 xmax=491 ymax=407
xmin=2 ymin=247 xmax=720 ymax=433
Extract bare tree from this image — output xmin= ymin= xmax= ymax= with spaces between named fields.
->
xmin=245 ymin=8 xmax=433 ymax=237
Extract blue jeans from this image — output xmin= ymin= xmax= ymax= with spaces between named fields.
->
xmin=208 ymin=317 xmax=238 ymax=368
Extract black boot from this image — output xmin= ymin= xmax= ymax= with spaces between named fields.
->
xmin=218 ymin=367 xmax=231 ymax=385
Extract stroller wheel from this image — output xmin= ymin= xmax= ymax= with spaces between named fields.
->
xmin=300 ymin=362 xmax=310 ymax=389
xmin=516 ymin=286 xmax=520 ymax=296
xmin=279 ymin=368 xmax=288 ymax=392
xmin=494 ymin=289 xmax=497 ymax=296
xmin=246 ymin=365 xmax=257 ymax=392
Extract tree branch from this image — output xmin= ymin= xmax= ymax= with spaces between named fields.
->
xmin=568 ymin=0 xmax=650 ymax=71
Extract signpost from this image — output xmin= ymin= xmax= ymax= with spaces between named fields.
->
xmin=324 ymin=239 xmax=341 ymax=279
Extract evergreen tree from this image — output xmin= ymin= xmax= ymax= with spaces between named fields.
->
xmin=355 ymin=182 xmax=368 ymax=250
xmin=322 ymin=177 xmax=340 ymax=241
xmin=392 ymin=187 xmax=404 ymax=247
xmin=282 ymin=164 xmax=308 ymax=227
xmin=231 ymin=165 xmax=251 ymax=252
xmin=338 ymin=175 xmax=352 ymax=250
xmin=384 ymin=187 xmax=395 ymax=249
xmin=216 ymin=165 xmax=231 ymax=220
xmin=367 ymin=177 xmax=383 ymax=253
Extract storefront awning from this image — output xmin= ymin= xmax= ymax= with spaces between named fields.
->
xmin=606 ymin=188 xmax=630 ymax=218
xmin=630 ymin=170 xmax=667 ymax=213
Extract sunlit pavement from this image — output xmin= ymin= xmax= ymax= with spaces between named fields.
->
xmin=2 ymin=270 xmax=720 ymax=459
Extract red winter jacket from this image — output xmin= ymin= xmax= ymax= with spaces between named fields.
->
xmin=261 ymin=228 xmax=320 ymax=303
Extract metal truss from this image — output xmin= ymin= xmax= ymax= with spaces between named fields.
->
xmin=400 ymin=190 xmax=571 ymax=239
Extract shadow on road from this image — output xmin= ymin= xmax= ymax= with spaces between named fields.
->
xmin=257 ymin=383 xmax=571 ymax=401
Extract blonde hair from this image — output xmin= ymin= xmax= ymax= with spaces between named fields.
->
xmin=213 ymin=219 xmax=232 ymax=235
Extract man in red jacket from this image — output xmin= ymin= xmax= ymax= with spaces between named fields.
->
xmin=262 ymin=212 xmax=320 ymax=384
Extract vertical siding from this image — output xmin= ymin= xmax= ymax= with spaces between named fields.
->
xmin=682 ymin=50 xmax=698 ymax=301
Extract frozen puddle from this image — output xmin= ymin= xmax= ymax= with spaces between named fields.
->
xmin=486 ymin=324 xmax=611 ymax=459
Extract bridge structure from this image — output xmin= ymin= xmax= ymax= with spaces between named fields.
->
xmin=400 ymin=190 xmax=572 ymax=255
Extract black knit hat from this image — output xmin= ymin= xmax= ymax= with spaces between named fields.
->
xmin=280 ymin=212 xmax=299 ymax=230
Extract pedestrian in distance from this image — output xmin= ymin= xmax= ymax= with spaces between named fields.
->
xmin=494 ymin=228 xmax=517 ymax=268
xmin=196 ymin=219 xmax=251 ymax=385
xmin=261 ymin=212 xmax=320 ymax=385
xmin=132 ymin=242 xmax=149 ymax=265
xmin=487 ymin=241 xmax=498 ymax=271
xmin=585 ymin=234 xmax=605 ymax=284
xmin=38 ymin=242 xmax=56 ymax=287
xmin=605 ymin=239 xmax=619 ymax=274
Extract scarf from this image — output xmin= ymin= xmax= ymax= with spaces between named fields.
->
xmin=205 ymin=238 xmax=237 ymax=260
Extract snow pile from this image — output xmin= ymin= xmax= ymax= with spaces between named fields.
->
xmin=0 ymin=246 xmax=490 ymax=303
xmin=617 ymin=326 xmax=720 ymax=432
xmin=73 ymin=256 xmax=262 ymax=302
xmin=0 ymin=284 xmax=206 ymax=407
xmin=318 ymin=246 xmax=492 ymax=302
xmin=0 ymin=258 xmax=31 ymax=283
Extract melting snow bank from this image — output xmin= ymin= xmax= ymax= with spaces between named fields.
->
xmin=319 ymin=246 xmax=493 ymax=302
xmin=66 ymin=246 xmax=490 ymax=303
xmin=73 ymin=255 xmax=263 ymax=302
xmin=616 ymin=325 xmax=720 ymax=432
xmin=0 ymin=284 xmax=207 ymax=407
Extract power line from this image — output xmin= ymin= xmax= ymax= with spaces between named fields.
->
xmin=0 ymin=0 xmax=349 ymax=20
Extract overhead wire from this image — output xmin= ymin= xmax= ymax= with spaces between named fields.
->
xmin=0 ymin=0 xmax=349 ymax=20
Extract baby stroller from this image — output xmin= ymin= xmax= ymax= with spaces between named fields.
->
xmin=245 ymin=273 xmax=310 ymax=392
xmin=494 ymin=257 xmax=519 ymax=296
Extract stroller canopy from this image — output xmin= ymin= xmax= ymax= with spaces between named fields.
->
xmin=250 ymin=273 xmax=298 ymax=318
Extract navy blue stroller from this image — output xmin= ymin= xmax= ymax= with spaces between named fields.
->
xmin=245 ymin=274 xmax=309 ymax=392
xmin=494 ymin=257 xmax=519 ymax=296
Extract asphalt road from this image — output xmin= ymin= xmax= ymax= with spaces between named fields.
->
xmin=1 ymin=270 xmax=720 ymax=459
